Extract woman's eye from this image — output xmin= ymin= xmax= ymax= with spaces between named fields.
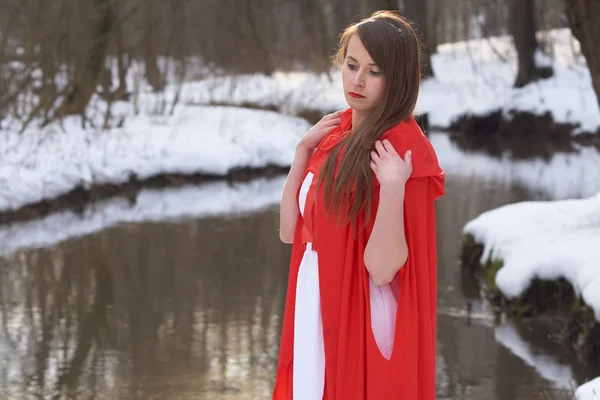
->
xmin=347 ymin=63 xmax=357 ymax=70
xmin=370 ymin=71 xmax=382 ymax=76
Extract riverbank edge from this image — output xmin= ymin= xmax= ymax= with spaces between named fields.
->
xmin=461 ymin=233 xmax=600 ymax=364
xmin=1 ymin=103 xmax=598 ymax=226
xmin=0 ymin=165 xmax=289 ymax=226
xmin=229 ymin=102 xmax=600 ymax=146
xmin=446 ymin=109 xmax=600 ymax=146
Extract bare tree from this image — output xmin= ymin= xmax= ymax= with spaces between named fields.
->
xmin=302 ymin=0 xmax=337 ymax=73
xmin=404 ymin=0 xmax=435 ymax=78
xmin=565 ymin=0 xmax=600 ymax=111
xmin=0 ymin=0 xmax=586 ymax=133
xmin=508 ymin=0 xmax=553 ymax=88
xmin=55 ymin=0 xmax=116 ymax=118
xmin=361 ymin=0 xmax=398 ymax=16
xmin=142 ymin=1 xmax=164 ymax=91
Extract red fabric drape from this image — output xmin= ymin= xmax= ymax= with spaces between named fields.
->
xmin=273 ymin=108 xmax=445 ymax=399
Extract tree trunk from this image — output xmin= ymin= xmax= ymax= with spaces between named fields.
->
xmin=377 ymin=0 xmax=398 ymax=11
xmin=143 ymin=3 xmax=164 ymax=91
xmin=565 ymin=0 xmax=600 ymax=112
xmin=115 ymin=6 xmax=130 ymax=101
xmin=240 ymin=0 xmax=276 ymax=75
xmin=404 ymin=0 xmax=434 ymax=78
xmin=360 ymin=0 xmax=397 ymax=17
xmin=331 ymin=0 xmax=359 ymax=36
xmin=56 ymin=0 xmax=115 ymax=117
xmin=509 ymin=0 xmax=553 ymax=88
xmin=302 ymin=0 xmax=334 ymax=73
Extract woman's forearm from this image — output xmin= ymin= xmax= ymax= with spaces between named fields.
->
xmin=279 ymin=143 xmax=313 ymax=243
xmin=364 ymin=185 xmax=408 ymax=285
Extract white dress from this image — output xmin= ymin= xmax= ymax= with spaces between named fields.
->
xmin=292 ymin=172 xmax=400 ymax=399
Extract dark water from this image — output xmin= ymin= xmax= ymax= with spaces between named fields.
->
xmin=1 ymin=133 xmax=599 ymax=399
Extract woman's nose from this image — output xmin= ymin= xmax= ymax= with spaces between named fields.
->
xmin=352 ymin=71 xmax=365 ymax=87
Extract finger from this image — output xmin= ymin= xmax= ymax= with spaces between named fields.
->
xmin=404 ymin=150 xmax=412 ymax=168
xmin=370 ymin=151 xmax=380 ymax=164
xmin=325 ymin=110 xmax=344 ymax=120
xmin=370 ymin=160 xmax=377 ymax=171
xmin=374 ymin=140 xmax=386 ymax=155
xmin=382 ymin=139 xmax=397 ymax=155
xmin=322 ymin=117 xmax=341 ymax=126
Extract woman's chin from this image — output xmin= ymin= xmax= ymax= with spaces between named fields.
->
xmin=344 ymin=95 xmax=378 ymax=114
xmin=348 ymin=104 xmax=373 ymax=115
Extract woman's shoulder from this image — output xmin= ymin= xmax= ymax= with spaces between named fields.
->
xmin=381 ymin=116 xmax=426 ymax=147
xmin=381 ymin=116 xmax=443 ymax=180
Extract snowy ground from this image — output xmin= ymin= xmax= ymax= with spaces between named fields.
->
xmin=427 ymin=30 xmax=600 ymax=398
xmin=1 ymin=28 xmax=599 ymax=214
xmin=464 ymin=192 xmax=600 ymax=319
xmin=577 ymin=377 xmax=600 ymax=400
xmin=0 ymin=24 xmax=598 ymax=398
xmin=3 ymin=132 xmax=599 ymax=259
xmin=0 ymin=106 xmax=308 ymax=213
xmin=184 ymin=28 xmax=600 ymax=134
xmin=464 ymin=183 xmax=600 ymax=400
xmin=463 ymin=189 xmax=600 ymax=396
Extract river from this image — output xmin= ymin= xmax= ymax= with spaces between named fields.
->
xmin=0 ymin=132 xmax=599 ymax=399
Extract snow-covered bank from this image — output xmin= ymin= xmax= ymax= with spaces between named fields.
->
xmin=421 ymin=32 xmax=600 ymax=135
xmin=0 ymin=176 xmax=285 ymax=258
xmin=185 ymin=28 xmax=600 ymax=135
xmin=577 ymin=377 xmax=600 ymax=399
xmin=0 ymin=106 xmax=308 ymax=213
xmin=463 ymin=192 xmax=600 ymax=397
xmin=463 ymin=191 xmax=600 ymax=320
xmin=2 ymin=27 xmax=599 ymax=218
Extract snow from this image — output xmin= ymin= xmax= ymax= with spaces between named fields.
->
xmin=535 ymin=49 xmax=554 ymax=69
xmin=1 ymin=28 xmax=599 ymax=214
xmin=0 ymin=24 xmax=598 ymax=398
xmin=463 ymin=187 xmax=600 ymax=397
xmin=0 ymin=106 xmax=309 ymax=212
xmin=0 ymin=176 xmax=285 ymax=257
xmin=421 ymin=30 xmax=599 ymax=134
xmin=577 ymin=377 xmax=600 ymax=400
xmin=464 ymin=192 xmax=600 ymax=318
xmin=464 ymin=190 xmax=599 ymax=400
xmin=183 ymin=28 xmax=600 ymax=135
xmin=438 ymin=31 xmax=600 ymax=398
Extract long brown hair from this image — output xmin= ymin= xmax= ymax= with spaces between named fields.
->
xmin=317 ymin=10 xmax=423 ymax=229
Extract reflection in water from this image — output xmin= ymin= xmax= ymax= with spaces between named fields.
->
xmin=0 ymin=210 xmax=290 ymax=399
xmin=494 ymin=320 xmax=574 ymax=389
xmin=0 ymin=176 xmax=286 ymax=257
xmin=431 ymin=132 xmax=600 ymax=200
xmin=1 ymin=133 xmax=599 ymax=399
xmin=433 ymin=172 xmax=580 ymax=400
xmin=447 ymin=130 xmax=582 ymax=161
xmin=431 ymin=134 xmax=600 ymax=398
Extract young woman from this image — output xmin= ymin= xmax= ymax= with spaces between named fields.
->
xmin=274 ymin=10 xmax=445 ymax=400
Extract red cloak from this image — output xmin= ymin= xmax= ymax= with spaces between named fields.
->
xmin=273 ymin=108 xmax=445 ymax=399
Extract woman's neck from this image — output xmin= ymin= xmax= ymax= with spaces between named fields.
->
xmin=351 ymin=109 xmax=367 ymax=133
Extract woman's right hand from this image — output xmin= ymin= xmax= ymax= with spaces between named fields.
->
xmin=299 ymin=110 xmax=345 ymax=151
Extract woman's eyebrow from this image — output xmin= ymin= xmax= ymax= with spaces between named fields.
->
xmin=347 ymin=55 xmax=377 ymax=66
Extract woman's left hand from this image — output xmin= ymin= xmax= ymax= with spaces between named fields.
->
xmin=370 ymin=140 xmax=412 ymax=189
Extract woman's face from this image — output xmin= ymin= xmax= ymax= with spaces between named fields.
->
xmin=342 ymin=34 xmax=385 ymax=114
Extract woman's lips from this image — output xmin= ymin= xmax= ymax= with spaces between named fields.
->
xmin=349 ymin=92 xmax=365 ymax=99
